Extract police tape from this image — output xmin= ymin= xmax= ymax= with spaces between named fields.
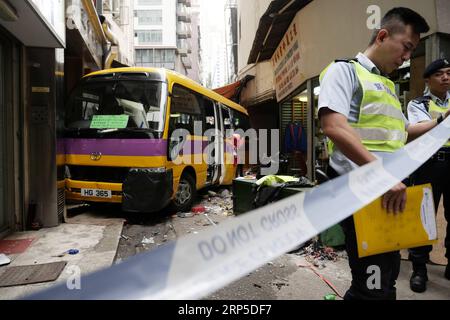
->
xmin=28 ymin=118 xmax=450 ymax=300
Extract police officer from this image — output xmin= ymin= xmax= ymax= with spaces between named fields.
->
xmin=318 ymin=7 xmax=450 ymax=300
xmin=407 ymin=58 xmax=450 ymax=293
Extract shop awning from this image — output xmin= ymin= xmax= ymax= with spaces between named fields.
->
xmin=213 ymin=75 xmax=254 ymax=103
xmin=0 ymin=0 xmax=65 ymax=48
xmin=247 ymin=0 xmax=312 ymax=64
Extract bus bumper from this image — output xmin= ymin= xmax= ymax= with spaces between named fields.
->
xmin=122 ymin=168 xmax=173 ymax=213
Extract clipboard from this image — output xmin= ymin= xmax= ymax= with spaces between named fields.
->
xmin=354 ymin=184 xmax=437 ymax=258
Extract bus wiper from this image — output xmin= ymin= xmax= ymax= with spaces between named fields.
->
xmin=98 ymin=129 xmax=118 ymax=134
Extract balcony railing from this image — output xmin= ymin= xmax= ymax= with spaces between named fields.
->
xmin=177 ymin=22 xmax=192 ymax=39
xmin=177 ymin=4 xmax=191 ymax=22
xmin=178 ymin=48 xmax=188 ymax=57
xmin=178 ymin=0 xmax=191 ymax=7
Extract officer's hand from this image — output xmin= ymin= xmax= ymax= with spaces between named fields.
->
xmin=382 ymin=182 xmax=407 ymax=215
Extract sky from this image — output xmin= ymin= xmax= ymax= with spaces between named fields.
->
xmin=199 ymin=0 xmax=228 ymax=88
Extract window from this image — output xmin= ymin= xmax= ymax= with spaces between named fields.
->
xmin=220 ymin=105 xmax=234 ymax=138
xmin=135 ymin=49 xmax=176 ymax=70
xmin=65 ymin=81 xmax=165 ymax=131
xmin=170 ymin=85 xmax=203 ymax=134
xmin=138 ymin=0 xmax=162 ymax=5
xmin=232 ymin=110 xmax=250 ymax=131
xmin=136 ymin=30 xmax=162 ymax=45
xmin=136 ymin=10 xmax=162 ymax=25
xmin=135 ymin=49 xmax=153 ymax=64
xmin=203 ymin=99 xmax=216 ymax=132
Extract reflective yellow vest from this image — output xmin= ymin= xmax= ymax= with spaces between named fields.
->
xmin=429 ymin=100 xmax=450 ymax=147
xmin=320 ymin=60 xmax=407 ymax=154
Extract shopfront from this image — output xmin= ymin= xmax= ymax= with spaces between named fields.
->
xmin=269 ymin=0 xmax=448 ymax=183
xmin=0 ymin=0 xmax=65 ymax=234
xmin=0 ymin=26 xmax=21 ymax=237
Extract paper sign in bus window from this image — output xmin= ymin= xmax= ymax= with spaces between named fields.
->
xmin=90 ymin=115 xmax=129 ymax=129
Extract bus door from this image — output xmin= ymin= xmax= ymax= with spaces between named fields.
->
xmin=204 ymin=99 xmax=220 ymax=185
xmin=219 ymin=104 xmax=233 ymax=184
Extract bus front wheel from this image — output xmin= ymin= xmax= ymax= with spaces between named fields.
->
xmin=171 ymin=174 xmax=196 ymax=213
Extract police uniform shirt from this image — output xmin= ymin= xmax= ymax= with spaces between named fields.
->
xmin=407 ymin=89 xmax=450 ymax=124
xmin=318 ymin=52 xmax=409 ymax=175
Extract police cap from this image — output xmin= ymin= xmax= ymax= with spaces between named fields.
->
xmin=423 ymin=58 xmax=450 ymax=78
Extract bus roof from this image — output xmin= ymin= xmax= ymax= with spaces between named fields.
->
xmin=84 ymin=67 xmax=248 ymax=115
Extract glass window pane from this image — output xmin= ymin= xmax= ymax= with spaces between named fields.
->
xmin=136 ymin=30 xmax=162 ymax=45
xmin=136 ymin=10 xmax=162 ymax=25
xmin=138 ymin=0 xmax=162 ymax=5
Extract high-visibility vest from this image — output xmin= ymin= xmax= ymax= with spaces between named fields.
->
xmin=320 ymin=60 xmax=407 ymax=155
xmin=429 ymin=100 xmax=450 ymax=147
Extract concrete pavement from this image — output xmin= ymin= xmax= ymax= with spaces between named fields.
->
xmin=0 ymin=198 xmax=448 ymax=300
xmin=0 ymin=211 xmax=124 ymax=300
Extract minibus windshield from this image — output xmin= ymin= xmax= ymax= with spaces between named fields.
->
xmin=65 ymin=80 xmax=167 ymax=132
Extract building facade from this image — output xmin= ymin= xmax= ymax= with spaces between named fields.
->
xmin=238 ymin=0 xmax=450 ymax=182
xmin=134 ymin=0 xmax=200 ymax=82
xmin=0 ymin=0 xmax=66 ymax=237
xmin=0 ymin=0 xmax=133 ymax=238
xmin=186 ymin=0 xmax=201 ymax=83
xmin=97 ymin=0 xmax=136 ymax=68
xmin=225 ymin=0 xmax=238 ymax=83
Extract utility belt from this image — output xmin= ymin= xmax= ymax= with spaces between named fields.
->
xmin=430 ymin=148 xmax=450 ymax=162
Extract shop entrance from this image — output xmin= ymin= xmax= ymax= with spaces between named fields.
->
xmin=279 ymin=78 xmax=329 ymax=183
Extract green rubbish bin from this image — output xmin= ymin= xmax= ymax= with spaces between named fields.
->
xmin=232 ymin=177 xmax=345 ymax=247
xmin=231 ymin=178 xmax=311 ymax=215
xmin=320 ymin=224 xmax=345 ymax=247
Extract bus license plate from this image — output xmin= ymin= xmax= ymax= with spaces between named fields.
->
xmin=81 ymin=188 xmax=112 ymax=199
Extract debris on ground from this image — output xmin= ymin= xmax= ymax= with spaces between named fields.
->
xmin=204 ymin=214 xmax=217 ymax=227
xmin=191 ymin=206 xmax=206 ymax=215
xmin=220 ymin=189 xmax=230 ymax=198
xmin=208 ymin=191 xmax=217 ymax=197
xmin=291 ymin=240 xmax=346 ymax=269
xmin=197 ymin=188 xmax=234 ymax=217
xmin=324 ymin=294 xmax=336 ymax=300
xmin=52 ymin=249 xmax=79 ymax=258
xmin=0 ymin=254 xmax=11 ymax=266
xmin=271 ymin=276 xmax=289 ymax=290
xmin=177 ymin=212 xmax=193 ymax=218
xmin=141 ymin=237 xmax=155 ymax=245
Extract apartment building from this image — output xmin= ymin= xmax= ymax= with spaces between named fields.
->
xmin=225 ymin=0 xmax=238 ymax=83
xmin=134 ymin=0 xmax=199 ymax=81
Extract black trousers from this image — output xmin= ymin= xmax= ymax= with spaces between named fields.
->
xmin=328 ymin=166 xmax=401 ymax=300
xmin=408 ymin=153 xmax=450 ymax=265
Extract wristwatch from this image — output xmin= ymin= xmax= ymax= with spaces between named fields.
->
xmin=437 ymin=114 xmax=444 ymax=124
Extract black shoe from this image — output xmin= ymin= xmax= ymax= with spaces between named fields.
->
xmin=410 ymin=271 xmax=428 ymax=293
xmin=445 ymin=265 xmax=450 ymax=280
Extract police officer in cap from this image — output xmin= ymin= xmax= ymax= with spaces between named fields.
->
xmin=407 ymin=58 xmax=450 ymax=293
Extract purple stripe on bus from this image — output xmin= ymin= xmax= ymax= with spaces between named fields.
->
xmin=178 ymin=140 xmax=209 ymax=156
xmin=65 ymin=139 xmax=168 ymax=157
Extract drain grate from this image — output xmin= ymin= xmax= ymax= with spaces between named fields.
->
xmin=0 ymin=261 xmax=67 ymax=287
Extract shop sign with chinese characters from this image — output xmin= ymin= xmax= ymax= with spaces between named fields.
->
xmin=272 ymin=21 xmax=302 ymax=102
